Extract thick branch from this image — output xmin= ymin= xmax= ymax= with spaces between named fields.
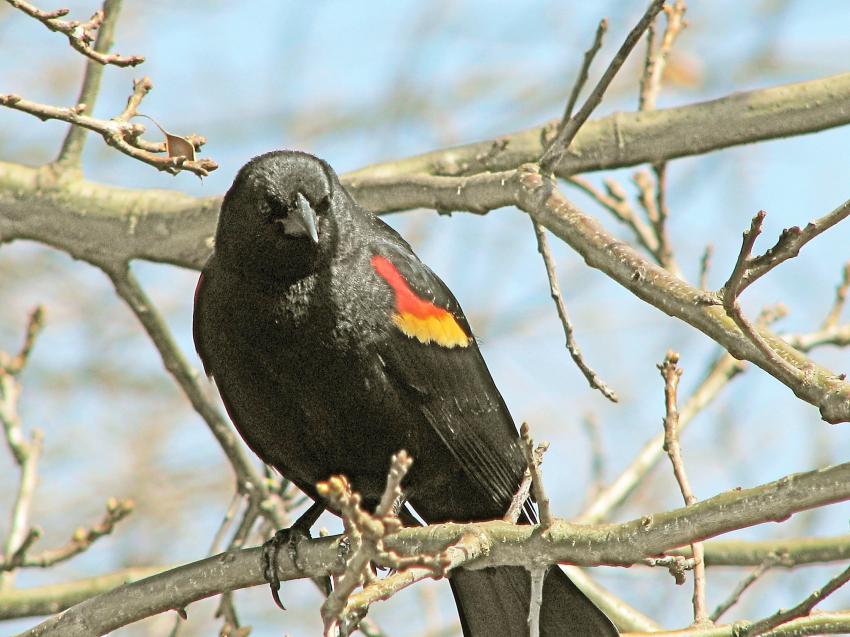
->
xmin=621 ymin=612 xmax=850 ymax=637
xmin=514 ymin=168 xmax=850 ymax=423
xmin=3 ymin=162 xmax=847 ymax=422
xmin=0 ymin=567 xmax=166 ymax=620
xmin=2 ymin=74 xmax=849 ymax=265
xmin=673 ymin=534 xmax=850 ymax=567
xmin=0 ymin=163 xmax=220 ymax=269
xmin=346 ymin=73 xmax=850 ymax=192
xmin=16 ymin=461 xmax=850 ymax=637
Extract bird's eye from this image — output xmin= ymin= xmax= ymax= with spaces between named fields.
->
xmin=315 ymin=195 xmax=331 ymax=215
xmin=266 ymin=196 xmax=289 ymax=222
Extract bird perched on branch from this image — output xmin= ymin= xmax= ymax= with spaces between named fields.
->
xmin=193 ymin=150 xmax=617 ymax=636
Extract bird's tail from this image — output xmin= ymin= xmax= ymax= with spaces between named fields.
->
xmin=449 ymin=564 xmax=618 ymax=636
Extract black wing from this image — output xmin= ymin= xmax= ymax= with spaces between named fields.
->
xmin=371 ymin=236 xmax=527 ymax=520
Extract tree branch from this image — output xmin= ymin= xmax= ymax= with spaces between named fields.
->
xmin=0 ymin=567 xmax=166 ymax=620
xmin=742 ymin=564 xmax=850 ymax=636
xmin=515 ymin=167 xmax=850 ymax=423
xmin=579 ymin=351 xmax=744 ymax=523
xmin=540 ymin=0 xmax=666 ymax=171
xmin=1 ymin=84 xmax=217 ymax=177
xmin=346 ymin=72 xmax=850 ymax=190
xmin=1 ymin=499 xmax=134 ymax=571
xmin=5 ymin=0 xmax=144 ymax=68
xmin=621 ymin=612 xmax=850 ymax=636
xmin=55 ymin=0 xmax=130 ymax=169
xmin=532 ymin=220 xmax=618 ymax=401
xmin=672 ymin=534 xmax=850 ymax=567
xmin=0 ymin=308 xmax=45 ymax=589
xmin=659 ymin=352 xmax=709 ymax=625
xmin=99 ymin=263 xmax=268 ymax=504
xmin=737 ymin=200 xmax=850 ymax=295
xmin=15 ymin=460 xmax=850 ymax=637
xmin=2 ymin=74 xmax=849 ymax=265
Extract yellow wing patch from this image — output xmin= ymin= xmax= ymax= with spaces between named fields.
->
xmin=393 ymin=312 xmax=470 ymax=349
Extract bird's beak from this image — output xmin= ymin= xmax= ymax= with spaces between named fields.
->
xmin=294 ymin=192 xmax=320 ymax=244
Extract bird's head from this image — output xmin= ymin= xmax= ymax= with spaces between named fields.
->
xmin=214 ymin=150 xmax=350 ymax=280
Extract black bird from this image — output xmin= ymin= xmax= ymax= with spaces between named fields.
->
xmin=193 ymin=150 xmax=618 ymax=636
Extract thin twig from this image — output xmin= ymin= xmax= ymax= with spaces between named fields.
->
xmin=319 ymin=452 xmax=435 ymax=636
xmin=56 ymin=0 xmax=129 ymax=169
xmin=639 ymin=18 xmax=657 ymax=110
xmin=578 ymin=351 xmax=744 ymax=524
xmin=567 ymin=175 xmax=660 ymax=256
xmin=635 ymin=1 xmax=687 ymax=275
xmin=742 ymin=563 xmax=850 ymax=636
xmin=739 ymin=197 xmax=850 ymax=293
xmin=1 ymin=84 xmax=216 ymax=177
xmin=710 ymin=554 xmax=780 ymax=622
xmin=632 ymin=168 xmax=680 ymax=275
xmin=633 ymin=169 xmax=659 ymax=224
xmin=208 ymin=492 xmax=245 ymax=557
xmin=519 ymin=423 xmax=552 ymax=528
xmin=1 ymin=499 xmax=133 ymax=571
xmin=3 ymin=307 xmax=45 ymax=375
xmin=699 ymin=244 xmax=713 ymax=290
xmin=822 ymin=262 xmax=850 ymax=330
xmin=651 ymin=164 xmax=677 ymax=272
xmin=527 ymin=565 xmax=546 ymax=637
xmin=0 ymin=308 xmax=46 ymax=589
xmin=342 ymin=532 xmax=483 ymax=627
xmin=99 ymin=263 xmax=274 ymax=516
xmin=5 ymin=0 xmax=144 ymax=67
xmin=638 ymin=0 xmax=687 ymax=111
xmin=560 ymin=19 xmax=608 ymax=124
xmin=785 ymin=324 xmax=850 ymax=351
xmin=503 ymin=468 xmax=533 ymax=524
xmin=659 ymin=351 xmax=709 ymax=625
xmin=721 ymin=211 xmax=804 ymax=387
xmin=540 ymin=0 xmax=666 ymax=170
xmin=532 ymin=220 xmax=618 ymax=401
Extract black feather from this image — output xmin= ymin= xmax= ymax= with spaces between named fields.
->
xmin=193 ymin=150 xmax=618 ymax=636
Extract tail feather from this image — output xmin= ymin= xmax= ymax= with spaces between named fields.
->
xmin=449 ymin=565 xmax=618 ymax=636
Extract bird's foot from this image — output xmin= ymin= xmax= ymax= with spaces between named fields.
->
xmin=261 ymin=500 xmax=326 ymax=611
xmin=262 ymin=526 xmax=306 ymax=610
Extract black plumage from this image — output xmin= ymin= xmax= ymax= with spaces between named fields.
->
xmin=193 ymin=150 xmax=617 ymax=636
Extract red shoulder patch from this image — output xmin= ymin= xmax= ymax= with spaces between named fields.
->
xmin=371 ymin=255 xmax=470 ymax=349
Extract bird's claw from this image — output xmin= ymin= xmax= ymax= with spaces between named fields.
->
xmin=262 ymin=526 xmax=307 ymax=611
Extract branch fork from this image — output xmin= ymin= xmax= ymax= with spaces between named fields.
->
xmin=6 ymin=0 xmax=145 ymax=67
xmin=317 ymin=451 xmax=451 ymax=636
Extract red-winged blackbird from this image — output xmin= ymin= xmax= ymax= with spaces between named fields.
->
xmin=193 ymin=151 xmax=617 ymax=636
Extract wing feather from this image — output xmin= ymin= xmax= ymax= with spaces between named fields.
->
xmin=372 ymin=238 xmax=526 ymax=514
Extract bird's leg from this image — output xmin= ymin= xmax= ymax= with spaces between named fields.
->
xmin=262 ymin=499 xmax=326 ymax=610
